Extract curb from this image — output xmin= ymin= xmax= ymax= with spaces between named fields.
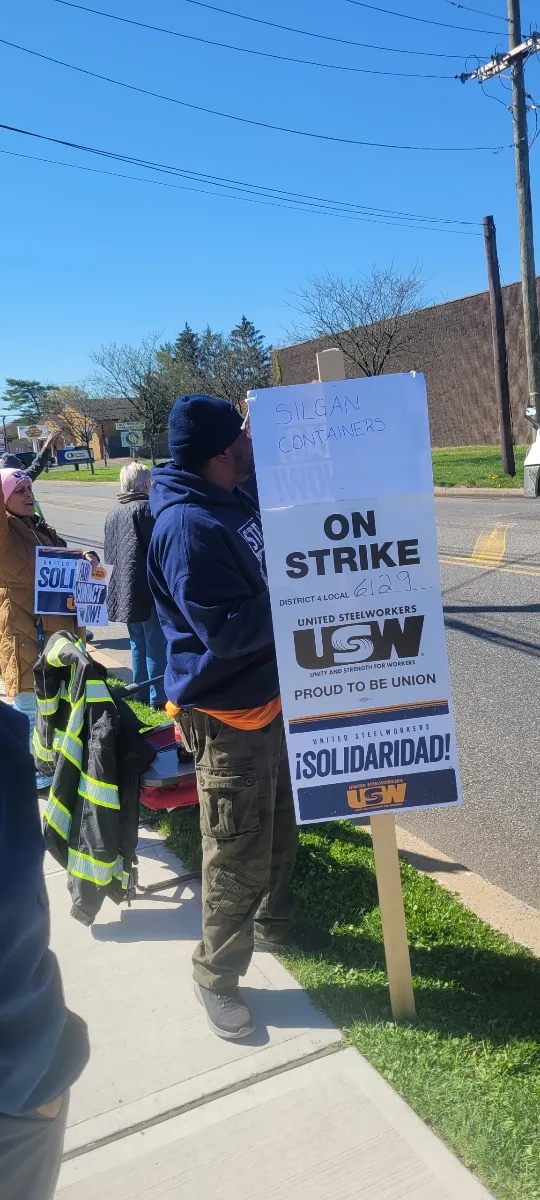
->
xmin=395 ymin=826 xmax=540 ymax=956
xmin=38 ymin=481 xmax=526 ymax=497
xmin=434 ymin=486 xmax=525 ymax=497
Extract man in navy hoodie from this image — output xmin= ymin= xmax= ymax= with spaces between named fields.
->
xmin=149 ymin=394 xmax=330 ymax=1040
xmin=0 ymin=703 xmax=89 ymax=1199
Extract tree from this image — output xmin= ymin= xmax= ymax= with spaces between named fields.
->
xmin=171 ymin=323 xmax=201 ymax=375
xmin=288 ymin=264 xmax=427 ymax=377
xmin=160 ymin=316 xmax=272 ymax=410
xmin=89 ymin=335 xmax=173 ymax=464
xmin=50 ymin=385 xmax=99 ymax=475
xmin=2 ymin=379 xmax=59 ymax=422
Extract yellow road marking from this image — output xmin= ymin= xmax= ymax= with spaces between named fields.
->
xmin=471 ymin=522 xmax=510 ymax=564
xmin=440 ymin=553 xmax=540 ymax=579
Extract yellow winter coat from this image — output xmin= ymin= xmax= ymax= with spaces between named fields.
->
xmin=0 ymin=485 xmax=79 ymax=700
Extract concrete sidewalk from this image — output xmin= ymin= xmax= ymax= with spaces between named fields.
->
xmin=47 ymin=828 xmax=494 ymax=1199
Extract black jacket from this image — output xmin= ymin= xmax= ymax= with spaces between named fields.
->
xmin=0 ymin=703 xmax=89 ymax=1115
xmin=0 ymin=444 xmax=51 ymax=481
xmin=104 ymin=492 xmax=154 ymax=623
xmin=34 ymin=631 xmax=155 ymax=926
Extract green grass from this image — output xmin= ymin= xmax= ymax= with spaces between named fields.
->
xmin=432 ymin=444 xmax=528 ymax=489
xmin=159 ymin=809 xmax=540 ymax=1200
xmin=106 ymin=676 xmax=163 ymax=730
xmin=43 ymin=446 xmax=529 ymax=487
xmin=43 ymin=463 xmax=153 ymax=482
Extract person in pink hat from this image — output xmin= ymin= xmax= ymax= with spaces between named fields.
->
xmin=0 ymin=469 xmax=97 ymax=765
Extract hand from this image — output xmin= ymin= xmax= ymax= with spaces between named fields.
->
xmin=41 ymin=428 xmax=61 ymax=453
xmin=83 ymin=552 xmax=99 ymax=563
xmin=35 ymin=1095 xmax=64 ymax=1120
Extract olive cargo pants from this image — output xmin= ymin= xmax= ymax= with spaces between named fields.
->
xmin=178 ymin=710 xmax=299 ymax=989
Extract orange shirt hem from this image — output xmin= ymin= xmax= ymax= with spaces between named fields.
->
xmin=165 ymin=697 xmax=282 ymax=731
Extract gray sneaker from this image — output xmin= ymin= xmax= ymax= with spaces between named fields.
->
xmin=194 ymin=983 xmax=254 ymax=1040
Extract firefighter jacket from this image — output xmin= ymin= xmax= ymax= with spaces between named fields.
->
xmin=34 ymin=631 xmax=155 ymax=926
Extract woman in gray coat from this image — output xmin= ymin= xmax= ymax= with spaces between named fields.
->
xmin=104 ymin=463 xmax=166 ymax=707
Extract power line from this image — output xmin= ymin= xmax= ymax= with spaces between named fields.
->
xmin=0 ymin=145 xmax=482 ymax=232
xmin=52 ymin=0 xmax=486 ymax=60
xmin=0 ymin=29 xmax=453 ymax=82
xmin=0 ymin=127 xmax=481 ymax=225
xmin=345 ymin=0 xmax=502 ymax=34
xmin=443 ymin=1 xmax=508 ymax=20
xmin=0 ymin=48 xmax=509 ymax=151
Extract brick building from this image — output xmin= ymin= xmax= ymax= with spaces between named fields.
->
xmin=274 ymin=278 xmax=539 ymax=447
xmin=2 ymin=400 xmax=170 ymax=463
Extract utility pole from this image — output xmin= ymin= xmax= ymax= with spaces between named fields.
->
xmin=508 ymin=0 xmax=540 ymax=426
xmin=460 ymin=12 xmax=540 ymax=426
xmin=483 ymin=215 xmax=515 ymax=475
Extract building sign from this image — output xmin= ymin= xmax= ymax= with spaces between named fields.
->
xmin=248 ymin=372 xmax=461 ymax=825
xmin=57 ymin=447 xmax=92 ymax=465
xmin=121 ymin=429 xmax=144 ymax=448
xmin=116 ymin=421 xmax=145 ymax=431
xmin=18 ymin=424 xmax=49 ymax=440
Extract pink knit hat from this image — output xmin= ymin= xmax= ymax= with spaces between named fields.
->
xmin=0 ymin=469 xmax=30 ymax=503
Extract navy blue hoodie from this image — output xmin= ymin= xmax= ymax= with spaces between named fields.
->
xmin=0 ymin=705 xmax=89 ymax=1116
xmin=148 ymin=463 xmax=279 ymax=709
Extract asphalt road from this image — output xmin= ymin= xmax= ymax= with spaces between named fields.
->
xmin=34 ymin=481 xmax=540 ymax=910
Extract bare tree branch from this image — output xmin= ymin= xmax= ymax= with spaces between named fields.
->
xmin=89 ymin=335 xmax=173 ymax=463
xmin=288 ymin=264 xmax=427 ymax=377
xmin=49 ymin=385 xmax=99 ymax=475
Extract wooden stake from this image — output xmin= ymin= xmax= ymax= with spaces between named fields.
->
xmin=316 ymin=346 xmax=416 ymax=1023
xmin=370 ymin=814 xmax=416 ymax=1021
xmin=316 ymin=348 xmax=346 ymax=382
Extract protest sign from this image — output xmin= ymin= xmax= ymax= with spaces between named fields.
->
xmin=74 ymin=559 xmax=113 ymax=626
xmin=248 ymin=371 xmax=461 ymax=827
xmin=35 ymin=548 xmax=82 ymax=616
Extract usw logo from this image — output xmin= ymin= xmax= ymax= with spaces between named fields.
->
xmin=346 ymin=781 xmax=407 ymax=810
xmin=293 ymin=615 xmax=424 ymax=669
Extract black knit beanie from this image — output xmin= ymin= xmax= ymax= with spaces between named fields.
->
xmin=168 ymin=394 xmax=244 ymax=468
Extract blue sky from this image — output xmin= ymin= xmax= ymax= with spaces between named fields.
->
xmin=1 ymin=0 xmax=539 ymax=405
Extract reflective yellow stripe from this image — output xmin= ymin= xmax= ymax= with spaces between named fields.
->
xmin=46 ymin=636 xmax=73 ymax=668
xmin=67 ymin=849 xmax=118 ymax=887
xmin=78 ymin=773 xmax=119 ymax=810
xmin=53 ymin=729 xmax=83 ymax=770
xmin=113 ymin=860 xmax=129 ymax=890
xmin=37 ymin=681 xmax=68 ymax=717
xmin=37 ymin=691 xmax=60 ymax=716
xmin=85 ymin=681 xmax=112 ymax=704
xmin=44 ymin=793 xmax=71 ymax=841
xmin=32 ymin=728 xmax=55 ymax=763
xmin=66 ymin=694 xmax=85 ymax=738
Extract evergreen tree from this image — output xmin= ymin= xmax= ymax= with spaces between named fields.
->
xmin=161 ymin=317 xmax=271 ymax=409
xmin=2 ymin=379 xmax=58 ymax=422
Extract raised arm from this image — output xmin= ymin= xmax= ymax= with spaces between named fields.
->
xmin=26 ymin=429 xmax=59 ymax=482
xmin=0 ymin=480 xmax=10 ymax=558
